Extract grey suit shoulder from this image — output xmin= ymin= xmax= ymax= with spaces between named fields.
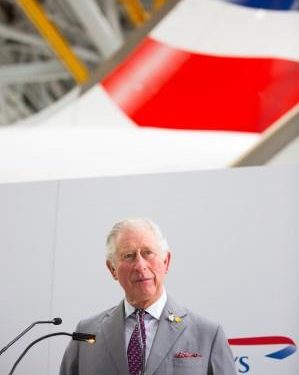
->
xmin=76 ymin=305 xmax=120 ymax=333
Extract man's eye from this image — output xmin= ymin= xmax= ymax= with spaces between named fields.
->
xmin=142 ymin=250 xmax=155 ymax=258
xmin=122 ymin=253 xmax=135 ymax=261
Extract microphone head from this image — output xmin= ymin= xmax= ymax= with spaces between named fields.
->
xmin=72 ymin=332 xmax=96 ymax=344
xmin=52 ymin=317 xmax=62 ymax=325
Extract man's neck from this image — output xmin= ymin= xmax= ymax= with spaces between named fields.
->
xmin=127 ymin=291 xmax=164 ymax=309
xmin=125 ymin=290 xmax=167 ymax=318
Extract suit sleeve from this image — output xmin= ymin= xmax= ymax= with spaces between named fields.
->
xmin=209 ymin=325 xmax=237 ymax=375
xmin=59 ymin=335 xmax=79 ymax=375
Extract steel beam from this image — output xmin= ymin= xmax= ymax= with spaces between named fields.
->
xmin=64 ymin=0 xmax=122 ymax=58
xmin=0 ymin=61 xmax=70 ymax=85
xmin=101 ymin=0 xmax=124 ymax=41
xmin=118 ymin=0 xmax=149 ymax=27
xmin=0 ymin=24 xmax=100 ymax=64
xmin=153 ymin=0 xmax=167 ymax=10
xmin=17 ymin=0 xmax=90 ymax=84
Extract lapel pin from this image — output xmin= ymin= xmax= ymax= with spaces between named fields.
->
xmin=168 ymin=313 xmax=182 ymax=323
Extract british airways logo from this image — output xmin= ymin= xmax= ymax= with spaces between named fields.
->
xmin=229 ymin=336 xmax=297 ymax=373
xmin=229 ymin=336 xmax=297 ymax=359
xmin=225 ymin=0 xmax=299 ymax=10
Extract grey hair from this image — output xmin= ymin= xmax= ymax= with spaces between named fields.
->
xmin=105 ymin=217 xmax=169 ymax=263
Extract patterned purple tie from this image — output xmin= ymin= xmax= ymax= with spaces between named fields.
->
xmin=127 ymin=309 xmax=146 ymax=375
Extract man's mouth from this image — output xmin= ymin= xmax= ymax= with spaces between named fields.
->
xmin=134 ymin=277 xmax=152 ymax=283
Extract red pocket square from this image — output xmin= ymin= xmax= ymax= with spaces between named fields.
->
xmin=175 ymin=351 xmax=202 ymax=358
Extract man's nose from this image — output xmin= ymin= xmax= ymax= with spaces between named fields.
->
xmin=134 ymin=252 xmax=147 ymax=271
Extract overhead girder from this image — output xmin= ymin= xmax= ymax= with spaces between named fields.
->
xmin=117 ymin=0 xmax=149 ymax=26
xmin=0 ymin=24 xmax=100 ymax=64
xmin=64 ymin=0 xmax=123 ymax=58
xmin=101 ymin=0 xmax=124 ymax=41
xmin=0 ymin=0 xmax=170 ymax=125
xmin=0 ymin=61 xmax=70 ymax=85
xmin=17 ymin=0 xmax=90 ymax=84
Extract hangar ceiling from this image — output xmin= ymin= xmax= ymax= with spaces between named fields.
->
xmin=0 ymin=0 xmax=165 ymax=125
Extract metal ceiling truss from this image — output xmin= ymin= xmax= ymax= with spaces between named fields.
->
xmin=0 ymin=0 xmax=169 ymax=125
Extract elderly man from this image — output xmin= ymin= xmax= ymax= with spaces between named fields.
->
xmin=60 ymin=217 xmax=236 ymax=375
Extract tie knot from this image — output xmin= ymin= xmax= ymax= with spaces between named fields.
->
xmin=134 ymin=308 xmax=146 ymax=318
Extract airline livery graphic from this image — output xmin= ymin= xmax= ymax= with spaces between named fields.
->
xmin=103 ymin=0 xmax=299 ymax=133
xmin=229 ymin=335 xmax=297 ymax=373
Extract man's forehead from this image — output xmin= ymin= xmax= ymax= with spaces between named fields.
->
xmin=116 ymin=226 xmax=158 ymax=249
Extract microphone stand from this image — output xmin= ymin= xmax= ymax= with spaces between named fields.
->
xmin=0 ymin=318 xmax=62 ymax=356
xmin=7 ymin=331 xmax=96 ymax=375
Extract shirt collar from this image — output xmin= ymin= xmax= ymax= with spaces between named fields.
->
xmin=124 ymin=290 xmax=167 ymax=320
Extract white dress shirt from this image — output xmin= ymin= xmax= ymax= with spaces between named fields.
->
xmin=124 ymin=290 xmax=167 ymax=362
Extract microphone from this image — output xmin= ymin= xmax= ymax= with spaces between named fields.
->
xmin=0 ymin=317 xmax=62 ymax=356
xmin=8 ymin=331 xmax=96 ymax=375
xmin=52 ymin=317 xmax=63 ymax=325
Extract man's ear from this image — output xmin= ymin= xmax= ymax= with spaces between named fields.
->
xmin=164 ymin=251 xmax=171 ymax=273
xmin=106 ymin=260 xmax=118 ymax=280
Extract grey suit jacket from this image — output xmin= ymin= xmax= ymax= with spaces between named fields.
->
xmin=60 ymin=297 xmax=236 ymax=375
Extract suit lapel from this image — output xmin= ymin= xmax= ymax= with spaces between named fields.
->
xmin=145 ymin=297 xmax=187 ymax=375
xmin=102 ymin=301 xmax=129 ymax=375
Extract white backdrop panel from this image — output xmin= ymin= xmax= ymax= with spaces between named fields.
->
xmin=0 ymin=182 xmax=59 ymax=375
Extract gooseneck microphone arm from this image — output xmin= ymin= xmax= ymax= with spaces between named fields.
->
xmin=0 ymin=318 xmax=62 ymax=356
xmin=8 ymin=331 xmax=96 ymax=375
xmin=8 ymin=333 xmax=71 ymax=375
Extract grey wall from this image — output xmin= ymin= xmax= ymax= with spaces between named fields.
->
xmin=0 ymin=182 xmax=58 ymax=374
xmin=0 ymin=165 xmax=298 ymax=375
